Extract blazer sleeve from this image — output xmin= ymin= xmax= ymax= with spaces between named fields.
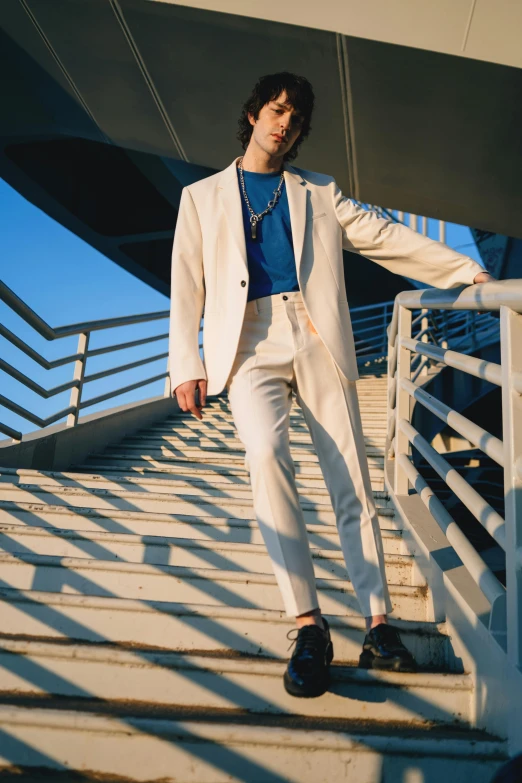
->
xmin=168 ymin=186 xmax=207 ymax=394
xmin=331 ymin=180 xmax=485 ymax=289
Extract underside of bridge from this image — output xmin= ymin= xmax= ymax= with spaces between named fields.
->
xmin=1 ymin=0 xmax=521 ymax=297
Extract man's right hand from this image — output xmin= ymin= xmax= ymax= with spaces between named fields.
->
xmin=173 ymin=379 xmax=207 ymax=420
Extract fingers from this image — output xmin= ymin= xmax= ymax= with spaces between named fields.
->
xmin=178 ymin=390 xmax=202 ymax=419
xmin=173 ymin=380 xmax=206 ymax=420
xmin=198 ymin=379 xmax=207 ymax=408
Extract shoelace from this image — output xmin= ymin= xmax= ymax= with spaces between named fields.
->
xmin=286 ymin=625 xmax=327 ymax=660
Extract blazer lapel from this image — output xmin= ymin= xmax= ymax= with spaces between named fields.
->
xmin=217 ymin=158 xmax=308 ymax=276
xmin=284 ymin=164 xmax=308 ymax=277
xmin=218 ymin=157 xmax=247 ymax=272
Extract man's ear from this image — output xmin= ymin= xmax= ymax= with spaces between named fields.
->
xmin=247 ymin=112 xmax=256 ymax=127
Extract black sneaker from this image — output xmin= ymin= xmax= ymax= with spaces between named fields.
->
xmin=283 ymin=616 xmax=334 ymax=698
xmin=359 ymin=623 xmax=417 ymax=672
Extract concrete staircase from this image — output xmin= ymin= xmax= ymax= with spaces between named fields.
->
xmin=0 ymin=364 xmax=507 ymax=781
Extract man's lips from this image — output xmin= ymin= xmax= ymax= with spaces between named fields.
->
xmin=272 ymin=134 xmax=286 ymax=142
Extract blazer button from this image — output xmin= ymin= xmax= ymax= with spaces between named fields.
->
xmin=241 ymin=280 xmax=246 ymax=287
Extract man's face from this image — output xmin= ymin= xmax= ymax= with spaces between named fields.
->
xmin=248 ymin=91 xmax=304 ymax=159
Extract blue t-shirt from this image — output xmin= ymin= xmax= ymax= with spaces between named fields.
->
xmin=237 ymin=168 xmax=299 ymax=301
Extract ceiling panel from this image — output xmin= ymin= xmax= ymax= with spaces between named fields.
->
xmin=119 ymin=0 xmax=351 ymax=191
xmin=24 ymin=0 xmax=180 ymax=156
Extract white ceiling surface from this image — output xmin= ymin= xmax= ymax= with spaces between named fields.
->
xmin=154 ymin=0 xmax=522 ymax=71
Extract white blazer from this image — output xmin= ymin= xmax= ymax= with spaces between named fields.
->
xmin=168 ymin=156 xmax=483 ymax=396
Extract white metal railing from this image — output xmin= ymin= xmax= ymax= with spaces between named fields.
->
xmin=0 ymin=281 xmax=186 ymax=441
xmin=386 ymin=280 xmax=522 ymax=669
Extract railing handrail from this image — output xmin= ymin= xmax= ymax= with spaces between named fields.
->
xmin=388 ymin=280 xmax=522 ymax=348
xmin=0 ymin=280 xmax=174 ymax=441
xmin=0 ymin=281 xmax=169 ymax=340
xmin=387 ymin=278 xmax=522 ymax=668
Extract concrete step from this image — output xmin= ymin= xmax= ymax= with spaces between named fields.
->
xmin=0 ymin=524 xmax=420 ymax=586
xmin=86 ymin=451 xmax=386 ymax=481
xmin=164 ymin=412 xmax=388 ymax=428
xmin=0 ymin=501 xmax=406 ymax=554
xmin=128 ymin=432 xmax=387 ymax=449
xmin=0 ymin=468 xmax=392 ymax=508
xmin=0 ymin=589 xmax=445 ymax=666
xmin=147 ymin=420 xmax=388 ymax=435
xmin=79 ymin=453 xmax=377 ymax=480
xmin=75 ymin=460 xmax=337 ymax=488
xmin=0 ymin=703 xmax=506 ymax=783
xmin=0 ymin=552 xmax=426 ymax=619
xmin=0 ymin=638 xmax=472 ymax=725
xmin=100 ymin=442 xmax=387 ymax=462
xmin=69 ymin=464 xmax=393 ymax=503
xmin=0 ymin=483 xmax=397 ymax=529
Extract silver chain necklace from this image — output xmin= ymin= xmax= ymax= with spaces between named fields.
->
xmin=238 ymin=156 xmax=285 ymax=240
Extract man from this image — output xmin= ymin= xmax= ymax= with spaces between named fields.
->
xmin=168 ymin=72 xmax=493 ymax=699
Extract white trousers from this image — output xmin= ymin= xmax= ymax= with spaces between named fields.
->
xmin=225 ymin=290 xmax=392 ymax=619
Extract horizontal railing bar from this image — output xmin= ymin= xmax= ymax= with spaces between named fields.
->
xmin=397 ymin=280 xmax=522 ymax=313
xmin=397 ymin=454 xmax=506 ymax=608
xmin=0 ymin=281 xmax=55 ymax=340
xmin=354 ymin=338 xmax=386 ymax=352
xmin=351 ymin=314 xmax=391 ymax=328
xmin=0 ymin=421 xmax=22 ymax=441
xmin=86 ymin=332 xmax=169 ymax=358
xmin=0 ymin=394 xmax=75 ymax=428
xmin=401 ymin=337 xmax=502 ymax=386
xmin=0 ymin=325 xmax=82 ymax=369
xmin=0 ymin=358 xmax=79 ymax=398
xmin=388 ymin=281 xmax=520 ymax=346
xmin=450 ymin=327 xmax=500 ymax=353
xmin=352 ymin=322 xmax=387 ymax=337
xmin=355 ymin=342 xmax=385 ymax=354
xmin=83 ymin=352 xmax=168 ymax=384
xmin=400 ymin=378 xmax=504 ymax=467
xmin=53 ymin=310 xmax=169 ymax=338
xmin=0 ymin=280 xmax=169 ymax=340
xmin=79 ymin=372 xmax=168 ymax=410
xmin=398 ymin=418 xmax=506 ymax=549
xmin=349 ymin=300 xmax=394 ymax=314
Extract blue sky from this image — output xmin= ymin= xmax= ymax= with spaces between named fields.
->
xmin=0 ymin=177 xmax=482 ymax=442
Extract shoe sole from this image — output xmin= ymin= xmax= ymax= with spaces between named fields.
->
xmin=283 ymin=669 xmax=330 ymax=698
xmin=358 ymin=650 xmax=417 ymax=673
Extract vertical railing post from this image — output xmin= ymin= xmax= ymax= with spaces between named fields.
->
xmin=420 ymin=308 xmax=429 ymax=377
xmin=67 ymin=332 xmax=89 ymax=427
xmin=410 ymin=214 xmax=418 ymax=233
xmin=382 ymin=303 xmax=389 ymax=354
xmin=164 ymin=353 xmax=171 ymax=398
xmin=439 ymin=220 xmax=446 ymax=244
xmin=441 ymin=311 xmax=449 ymax=349
xmin=394 ymin=306 xmax=412 ymax=495
xmin=500 ymin=306 xmax=522 ymax=669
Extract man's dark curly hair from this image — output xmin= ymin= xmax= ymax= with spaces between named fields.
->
xmin=237 ymin=72 xmax=315 ymax=162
